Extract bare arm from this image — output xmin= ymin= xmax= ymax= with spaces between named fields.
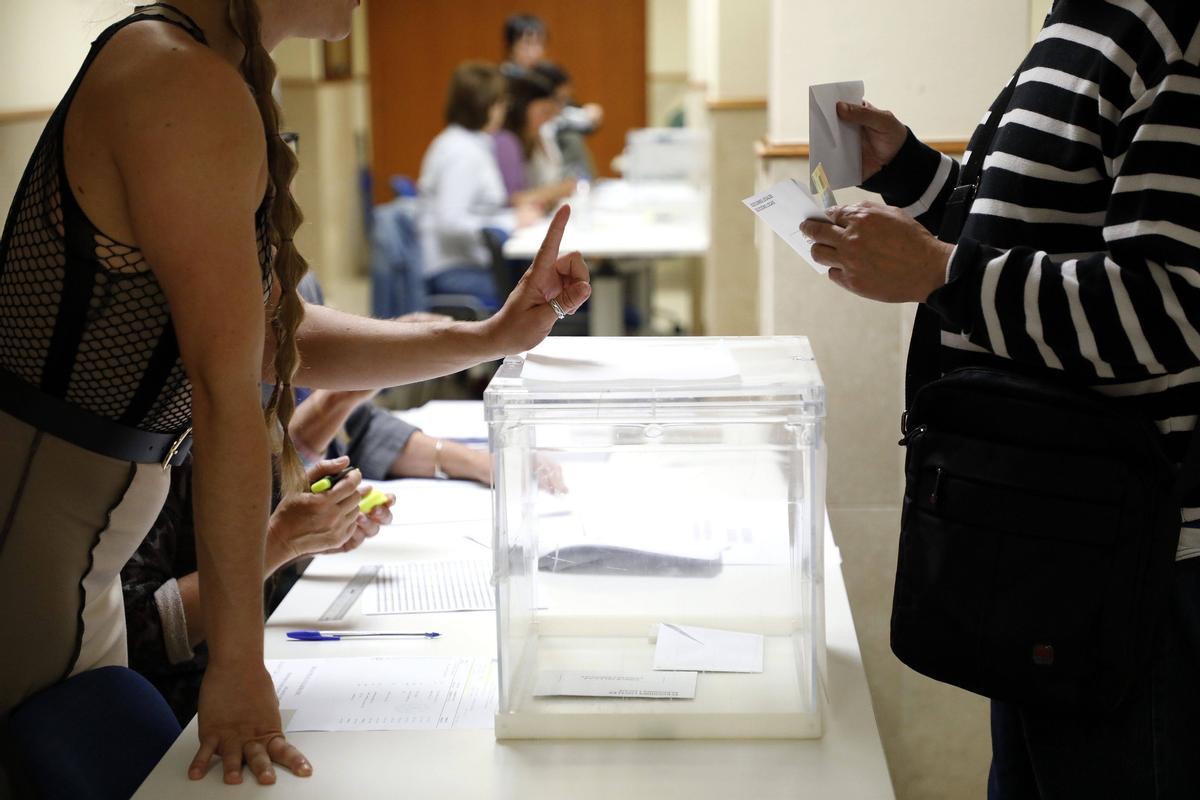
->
xmin=291 ymin=205 xmax=591 ymax=390
xmin=175 ymin=458 xmax=379 ymax=647
xmin=287 ymin=388 xmax=374 ymax=457
xmin=389 ymin=431 xmax=490 ymax=484
xmin=114 ymin=48 xmax=307 ymax=785
xmin=512 ymin=179 xmax=577 ymax=211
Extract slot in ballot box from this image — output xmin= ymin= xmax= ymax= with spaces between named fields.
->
xmin=485 ymin=337 xmax=827 ymax=739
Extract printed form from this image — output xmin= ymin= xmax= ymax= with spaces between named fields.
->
xmin=270 ymin=656 xmax=497 ymax=732
xmin=364 ymin=558 xmax=495 ymax=615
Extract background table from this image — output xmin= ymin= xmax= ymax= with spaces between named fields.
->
xmin=502 ymin=180 xmax=710 ymax=336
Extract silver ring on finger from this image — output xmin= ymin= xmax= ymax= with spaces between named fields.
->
xmin=548 ymin=297 xmax=567 ymax=320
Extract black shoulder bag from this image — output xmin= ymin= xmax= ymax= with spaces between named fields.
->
xmin=890 ymin=79 xmax=1200 ymax=712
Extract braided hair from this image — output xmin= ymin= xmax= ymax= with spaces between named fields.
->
xmin=226 ymin=0 xmax=308 ymax=494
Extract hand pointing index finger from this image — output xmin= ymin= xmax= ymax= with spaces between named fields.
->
xmin=531 ymin=204 xmax=572 ymax=276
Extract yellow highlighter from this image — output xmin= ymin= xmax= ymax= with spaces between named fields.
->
xmin=358 ymin=488 xmax=389 ymax=514
xmin=310 ymin=465 xmax=388 ymax=513
xmin=310 ymin=465 xmax=354 ymax=494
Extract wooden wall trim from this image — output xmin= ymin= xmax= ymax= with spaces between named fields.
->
xmin=756 ymin=137 xmax=968 ymax=159
xmin=706 ymin=97 xmax=767 ymax=111
xmin=0 ymin=108 xmax=53 ymax=124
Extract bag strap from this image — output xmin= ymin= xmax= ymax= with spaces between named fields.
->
xmin=904 ymin=76 xmax=1018 ymax=413
xmin=901 ymin=76 xmax=1200 ymax=501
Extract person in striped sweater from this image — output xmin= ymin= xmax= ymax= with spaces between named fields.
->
xmin=801 ymin=1 xmax=1200 ymax=796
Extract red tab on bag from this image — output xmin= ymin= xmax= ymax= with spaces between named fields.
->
xmin=1032 ymin=644 xmax=1055 ymax=666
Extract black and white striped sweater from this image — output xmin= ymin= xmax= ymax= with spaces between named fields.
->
xmin=863 ymin=0 xmax=1200 ymax=559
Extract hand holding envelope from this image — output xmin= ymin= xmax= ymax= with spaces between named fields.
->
xmin=742 ymin=80 xmax=868 ymax=275
xmin=809 ymin=80 xmax=865 ymax=192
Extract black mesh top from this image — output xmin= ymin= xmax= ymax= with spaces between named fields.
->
xmin=0 ymin=4 xmax=273 ymax=435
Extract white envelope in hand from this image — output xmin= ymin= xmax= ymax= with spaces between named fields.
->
xmin=809 ymin=80 xmax=865 ymax=192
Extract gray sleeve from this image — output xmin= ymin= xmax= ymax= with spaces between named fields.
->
xmin=343 ymin=404 xmax=419 ymax=480
xmin=152 ymin=578 xmax=196 ymax=665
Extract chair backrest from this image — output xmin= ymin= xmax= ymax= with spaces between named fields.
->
xmin=369 ymin=198 xmax=427 ymax=318
xmin=369 ymin=198 xmax=490 ymax=321
xmin=481 ymin=227 xmax=519 ymax=300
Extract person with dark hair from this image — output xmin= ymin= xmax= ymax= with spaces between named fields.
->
xmin=121 ymin=452 xmax=393 ymax=726
xmin=532 ymin=61 xmax=603 ymax=181
xmin=494 ymin=68 xmax=578 ymax=211
xmin=503 ymin=13 xmax=546 ymax=70
xmin=418 ymin=61 xmax=534 ymax=309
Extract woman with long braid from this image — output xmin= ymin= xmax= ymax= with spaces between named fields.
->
xmin=0 ymin=0 xmax=589 ymax=790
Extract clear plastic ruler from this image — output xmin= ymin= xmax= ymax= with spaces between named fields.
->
xmin=318 ymin=564 xmax=382 ymax=622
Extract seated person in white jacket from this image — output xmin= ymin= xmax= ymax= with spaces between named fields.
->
xmin=418 ymin=62 xmax=536 ymax=310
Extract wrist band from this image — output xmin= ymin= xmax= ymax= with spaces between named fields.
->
xmin=433 ymin=438 xmax=448 ymax=479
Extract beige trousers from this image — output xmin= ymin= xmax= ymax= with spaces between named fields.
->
xmin=0 ymin=408 xmax=169 ymax=714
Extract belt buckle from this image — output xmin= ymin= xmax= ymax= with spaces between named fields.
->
xmin=162 ymin=426 xmax=193 ymax=471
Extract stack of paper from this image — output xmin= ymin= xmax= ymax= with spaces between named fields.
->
xmin=521 ymin=337 xmax=739 ymax=384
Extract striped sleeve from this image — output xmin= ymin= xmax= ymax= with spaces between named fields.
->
xmin=861 ymin=129 xmax=960 ymax=236
xmin=926 ymin=59 xmax=1200 ymax=381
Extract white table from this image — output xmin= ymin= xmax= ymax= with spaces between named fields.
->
xmin=135 ymin=404 xmax=894 ymax=799
xmin=135 ymin=527 xmax=893 ymax=799
xmin=502 ymin=180 xmax=710 ymax=336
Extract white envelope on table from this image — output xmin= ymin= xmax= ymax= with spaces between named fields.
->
xmin=809 ymin=80 xmax=865 ymax=192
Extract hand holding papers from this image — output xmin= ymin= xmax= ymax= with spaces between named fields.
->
xmin=744 ymin=80 xmax=868 ymax=275
xmin=743 ymin=179 xmax=833 ymax=274
xmin=809 ymin=80 xmax=865 ymax=192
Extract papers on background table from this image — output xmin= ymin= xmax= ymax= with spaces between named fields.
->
xmin=653 ymin=623 xmax=764 ymax=673
xmin=521 ymin=337 xmax=739 ymax=384
xmin=743 ymin=179 xmax=832 ymax=275
xmin=364 ymin=559 xmax=494 ymax=615
xmin=394 ymin=400 xmax=487 ymax=444
xmin=371 ymin=478 xmax=491 ymax=526
xmin=809 ymin=80 xmax=865 ymax=192
xmin=534 ymin=670 xmax=697 ymax=699
xmin=270 ymin=656 xmax=496 ymax=732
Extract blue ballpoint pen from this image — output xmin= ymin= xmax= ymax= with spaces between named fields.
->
xmin=287 ymin=629 xmax=441 ymax=641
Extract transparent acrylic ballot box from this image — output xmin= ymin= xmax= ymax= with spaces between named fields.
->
xmin=485 ymin=337 xmax=826 ymax=739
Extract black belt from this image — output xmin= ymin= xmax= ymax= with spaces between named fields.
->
xmin=0 ymin=368 xmax=192 ymax=467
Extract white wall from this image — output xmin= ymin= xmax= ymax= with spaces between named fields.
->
xmin=769 ymin=0 xmax=1029 ymax=143
xmin=710 ymin=0 xmax=769 ymax=99
xmin=0 ymin=1 xmax=130 ymax=113
xmin=647 ymin=0 xmax=690 ymax=125
xmin=687 ymin=0 xmax=717 ymax=88
xmin=0 ymin=1 xmax=131 ymax=212
xmin=648 ymin=0 xmax=689 ymax=74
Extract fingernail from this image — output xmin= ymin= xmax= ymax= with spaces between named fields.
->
xmin=297 ymin=761 xmax=313 ymax=776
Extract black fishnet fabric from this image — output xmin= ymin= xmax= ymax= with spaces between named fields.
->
xmin=0 ymin=6 xmax=274 ymax=435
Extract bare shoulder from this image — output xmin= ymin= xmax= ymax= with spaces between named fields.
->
xmin=90 ymin=21 xmax=264 ymax=174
